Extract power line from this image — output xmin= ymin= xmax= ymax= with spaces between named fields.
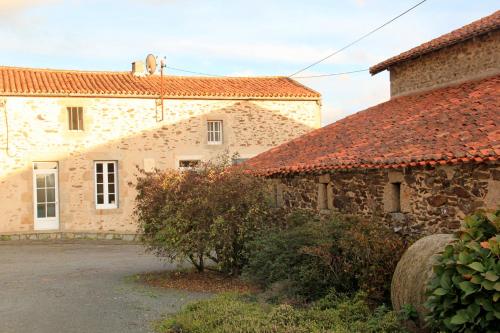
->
xmin=166 ymin=64 xmax=369 ymax=79
xmin=159 ymin=1 xmax=428 ymax=79
xmin=289 ymin=0 xmax=428 ymax=77
xmin=165 ymin=65 xmax=225 ymax=77
xmin=293 ymin=68 xmax=368 ymax=79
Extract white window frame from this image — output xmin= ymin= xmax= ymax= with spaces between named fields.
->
xmin=67 ymin=107 xmax=84 ymax=131
xmin=207 ymin=120 xmax=223 ymax=145
xmin=32 ymin=162 xmax=60 ymax=231
xmin=94 ymin=161 xmax=118 ymax=209
xmin=178 ymin=159 xmax=201 ymax=171
xmin=176 ymin=155 xmax=203 ymax=171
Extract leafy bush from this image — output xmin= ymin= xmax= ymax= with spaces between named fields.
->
xmin=244 ymin=213 xmax=408 ymax=303
xmin=158 ymin=292 xmax=407 ymax=333
xmin=134 ymin=153 xmax=278 ymax=275
xmin=243 ymin=216 xmax=332 ymax=301
xmin=307 ymin=214 xmax=409 ymax=304
xmin=425 ymin=210 xmax=500 ymax=332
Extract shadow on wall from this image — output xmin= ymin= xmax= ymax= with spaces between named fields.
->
xmin=0 ymin=100 xmax=316 ymax=233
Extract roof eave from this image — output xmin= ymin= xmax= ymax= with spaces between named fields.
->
xmin=0 ymin=92 xmax=321 ymax=101
xmin=369 ymin=13 xmax=500 ymax=76
xmin=253 ymin=155 xmax=499 ymax=177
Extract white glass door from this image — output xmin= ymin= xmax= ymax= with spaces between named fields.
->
xmin=33 ymin=163 xmax=59 ymax=230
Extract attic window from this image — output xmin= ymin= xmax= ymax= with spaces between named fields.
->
xmin=67 ymin=107 xmax=83 ymax=131
xmin=390 ymin=182 xmax=401 ymax=213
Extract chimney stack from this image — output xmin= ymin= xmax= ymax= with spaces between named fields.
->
xmin=131 ymin=60 xmax=146 ymax=77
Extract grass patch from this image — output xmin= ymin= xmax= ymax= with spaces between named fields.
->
xmin=138 ymin=269 xmax=259 ymax=294
xmin=156 ymin=292 xmax=407 ymax=333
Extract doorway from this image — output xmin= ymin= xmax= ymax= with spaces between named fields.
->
xmin=33 ymin=162 xmax=59 ymax=230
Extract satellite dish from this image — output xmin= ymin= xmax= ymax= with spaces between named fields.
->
xmin=146 ymin=54 xmax=157 ymax=75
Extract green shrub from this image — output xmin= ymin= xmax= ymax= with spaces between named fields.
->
xmin=243 ymin=216 xmax=334 ymax=301
xmin=243 ymin=213 xmax=407 ymax=303
xmin=134 ymin=152 xmax=278 ymax=275
xmin=308 ymin=214 xmax=408 ymax=304
xmin=425 ymin=210 xmax=500 ymax=332
xmin=158 ymin=292 xmax=407 ymax=333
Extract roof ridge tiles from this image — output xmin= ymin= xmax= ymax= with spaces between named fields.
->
xmin=370 ymin=10 xmax=500 ymax=74
xmin=0 ymin=66 xmax=320 ymax=99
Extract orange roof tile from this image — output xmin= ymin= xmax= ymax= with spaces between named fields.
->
xmin=370 ymin=10 xmax=500 ymax=75
xmin=0 ymin=66 xmax=320 ymax=100
xmin=245 ymin=75 xmax=500 ymax=176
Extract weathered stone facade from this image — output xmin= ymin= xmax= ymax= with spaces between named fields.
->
xmin=390 ymin=31 xmax=500 ymax=97
xmin=274 ymin=162 xmax=499 ymax=235
xmin=252 ymin=14 xmax=500 ymax=236
xmin=0 ymin=96 xmax=320 ymax=234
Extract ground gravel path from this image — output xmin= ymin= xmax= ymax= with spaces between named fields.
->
xmin=0 ymin=242 xmax=209 ymax=333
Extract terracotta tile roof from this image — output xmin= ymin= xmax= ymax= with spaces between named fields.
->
xmin=370 ymin=10 xmax=500 ymax=75
xmin=0 ymin=66 xmax=320 ymax=100
xmin=245 ymin=75 xmax=500 ymax=176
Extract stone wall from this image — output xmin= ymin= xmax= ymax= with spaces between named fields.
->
xmin=0 ymin=96 xmax=320 ymax=233
xmin=389 ymin=31 xmax=500 ymax=97
xmin=274 ymin=162 xmax=499 ymax=235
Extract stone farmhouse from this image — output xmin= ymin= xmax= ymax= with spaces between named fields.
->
xmin=246 ymin=11 xmax=500 ymax=235
xmin=0 ymin=65 xmax=321 ymax=238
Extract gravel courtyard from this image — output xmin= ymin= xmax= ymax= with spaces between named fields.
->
xmin=0 ymin=242 xmax=209 ymax=333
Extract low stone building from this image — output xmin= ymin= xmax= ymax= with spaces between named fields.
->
xmin=0 ymin=64 xmax=321 ymax=237
xmin=246 ymin=11 xmax=499 ymax=235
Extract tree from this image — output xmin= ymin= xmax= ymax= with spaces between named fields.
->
xmin=134 ymin=153 xmax=278 ymax=275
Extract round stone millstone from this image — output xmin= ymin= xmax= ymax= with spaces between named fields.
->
xmin=391 ymin=233 xmax=455 ymax=330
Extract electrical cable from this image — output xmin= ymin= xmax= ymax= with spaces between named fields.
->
xmin=293 ymin=68 xmax=369 ymax=78
xmin=1 ymin=100 xmax=15 ymax=157
xmin=165 ymin=66 xmax=225 ymax=77
xmin=288 ymin=0 xmax=428 ymax=77
xmin=162 ymin=1 xmax=427 ymax=80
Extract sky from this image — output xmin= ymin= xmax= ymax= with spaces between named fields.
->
xmin=0 ymin=0 xmax=498 ymax=125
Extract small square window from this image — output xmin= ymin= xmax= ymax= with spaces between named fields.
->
xmin=207 ymin=120 xmax=223 ymax=144
xmin=274 ymin=183 xmax=284 ymax=208
xmin=318 ymin=175 xmax=332 ymax=211
xmin=67 ymin=107 xmax=84 ymax=131
xmin=318 ymin=183 xmax=328 ymax=210
xmin=179 ymin=160 xmax=201 ymax=171
xmin=391 ymin=182 xmax=401 ymax=213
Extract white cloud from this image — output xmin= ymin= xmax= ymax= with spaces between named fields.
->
xmin=227 ymin=69 xmax=257 ymax=77
xmin=153 ymin=39 xmax=361 ymax=65
xmin=128 ymin=0 xmax=183 ymax=4
xmin=0 ymin=26 xmax=379 ymax=69
xmin=0 ymin=0 xmax=59 ymax=16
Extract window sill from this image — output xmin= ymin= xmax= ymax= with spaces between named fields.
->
xmin=207 ymin=142 xmax=223 ymax=145
xmin=66 ymin=130 xmax=86 ymax=136
xmin=95 ymin=207 xmax=122 ymax=215
xmin=96 ymin=205 xmax=118 ymax=210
